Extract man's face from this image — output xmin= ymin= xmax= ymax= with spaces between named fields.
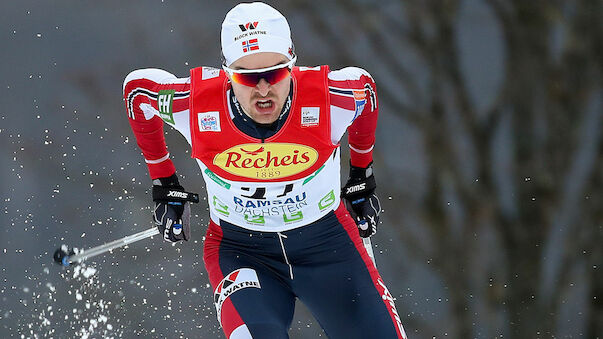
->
xmin=228 ymin=52 xmax=292 ymax=125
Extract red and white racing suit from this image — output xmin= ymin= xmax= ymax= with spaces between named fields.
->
xmin=124 ymin=65 xmax=407 ymax=339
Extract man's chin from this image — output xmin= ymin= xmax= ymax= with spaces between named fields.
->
xmin=252 ymin=114 xmax=279 ymax=125
xmin=250 ymin=108 xmax=280 ymax=124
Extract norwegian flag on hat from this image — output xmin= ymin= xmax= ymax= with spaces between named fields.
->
xmin=241 ymin=38 xmax=259 ymax=53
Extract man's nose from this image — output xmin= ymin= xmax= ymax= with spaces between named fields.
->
xmin=256 ymin=78 xmax=271 ymax=97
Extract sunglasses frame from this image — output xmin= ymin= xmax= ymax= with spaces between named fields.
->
xmin=223 ymin=56 xmax=297 ymax=86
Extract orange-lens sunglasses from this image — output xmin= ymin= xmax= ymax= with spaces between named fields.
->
xmin=223 ymin=57 xmax=297 ymax=87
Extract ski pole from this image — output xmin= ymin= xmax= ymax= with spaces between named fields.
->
xmin=53 ymin=227 xmax=159 ymax=267
xmin=362 ymin=237 xmax=376 ymax=266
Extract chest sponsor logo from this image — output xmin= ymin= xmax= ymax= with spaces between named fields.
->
xmin=201 ymin=67 xmax=220 ymax=80
xmin=212 ymin=196 xmax=230 ymax=216
xmin=204 ymin=169 xmax=231 ymax=189
xmin=318 ymin=190 xmax=335 ymax=211
xmin=301 ymin=107 xmax=320 ymax=127
xmin=234 ymin=192 xmax=308 ymax=218
xmin=198 ymin=111 xmax=221 ymax=132
xmin=298 ymin=66 xmax=321 ymax=71
xmin=244 ymin=214 xmax=265 ymax=225
xmin=283 ymin=211 xmax=303 ymax=224
xmin=213 ymin=143 xmax=318 ymax=179
xmin=158 ymin=90 xmax=175 ymax=124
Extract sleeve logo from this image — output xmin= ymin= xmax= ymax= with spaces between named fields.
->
xmin=158 ymin=90 xmax=175 ymax=124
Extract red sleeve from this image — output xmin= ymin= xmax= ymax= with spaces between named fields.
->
xmin=347 ymin=74 xmax=378 ymax=168
xmin=123 ymin=71 xmax=190 ymax=179
xmin=329 ymin=70 xmax=379 ymax=168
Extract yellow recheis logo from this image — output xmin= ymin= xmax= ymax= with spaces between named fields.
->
xmin=213 ymin=143 xmax=318 ymax=179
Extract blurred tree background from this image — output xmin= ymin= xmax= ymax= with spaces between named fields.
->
xmin=1 ymin=0 xmax=601 ymax=338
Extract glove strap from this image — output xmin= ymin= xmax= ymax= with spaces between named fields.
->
xmin=153 ymin=186 xmax=200 ymax=203
xmin=343 ymin=162 xmax=376 ymax=199
xmin=348 ymin=162 xmax=374 ymax=180
xmin=342 ymin=175 xmax=376 ymax=197
xmin=152 ymin=174 xmax=199 ymax=203
xmin=153 ymin=173 xmax=181 ymax=187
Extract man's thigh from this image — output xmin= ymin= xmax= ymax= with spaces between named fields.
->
xmin=204 ymin=225 xmax=295 ymax=339
xmin=291 ymin=208 xmax=406 ymax=339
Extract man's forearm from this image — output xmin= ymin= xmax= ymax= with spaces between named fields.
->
xmin=128 ymin=115 xmax=176 ymax=179
xmin=348 ymin=104 xmax=378 ymax=168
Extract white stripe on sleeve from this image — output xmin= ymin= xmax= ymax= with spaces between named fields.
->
xmin=145 ymin=153 xmax=170 ymax=164
xmin=349 ymin=144 xmax=374 ymax=154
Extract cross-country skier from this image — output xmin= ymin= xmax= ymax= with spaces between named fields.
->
xmin=123 ymin=2 xmax=407 ymax=338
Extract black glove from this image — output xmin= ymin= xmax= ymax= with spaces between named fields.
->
xmin=341 ymin=162 xmax=382 ymax=238
xmin=152 ymin=174 xmax=199 ymax=242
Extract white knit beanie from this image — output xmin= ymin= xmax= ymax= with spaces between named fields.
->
xmin=221 ymin=2 xmax=295 ymax=66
